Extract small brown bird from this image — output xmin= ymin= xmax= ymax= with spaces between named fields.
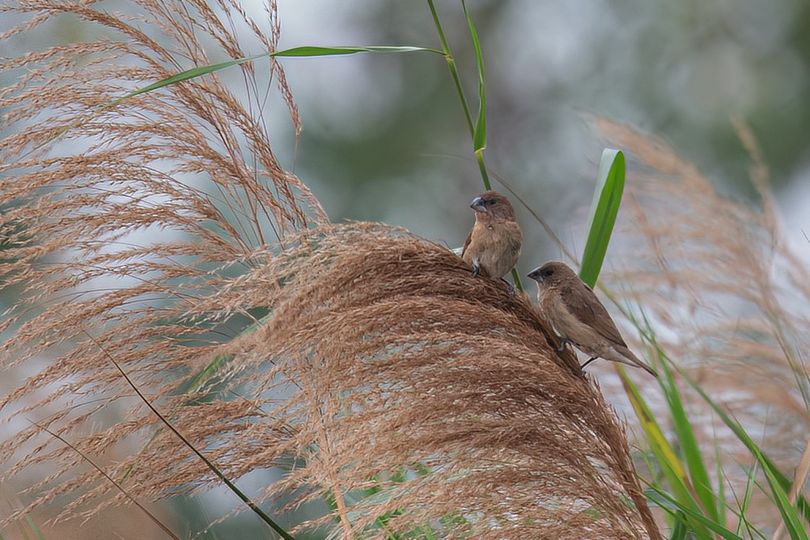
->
xmin=527 ymin=261 xmax=657 ymax=376
xmin=461 ymin=191 xmax=522 ymax=282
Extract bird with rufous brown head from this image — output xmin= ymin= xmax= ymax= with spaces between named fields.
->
xmin=527 ymin=261 xmax=657 ymax=376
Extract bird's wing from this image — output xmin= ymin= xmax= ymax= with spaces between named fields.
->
xmin=561 ymin=282 xmax=627 ymax=348
xmin=461 ymin=229 xmax=472 ymax=257
xmin=505 ymin=221 xmax=522 ymax=255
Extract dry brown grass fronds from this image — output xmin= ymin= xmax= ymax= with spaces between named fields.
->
xmin=6 ymin=218 xmax=661 ymax=538
xmin=0 ymin=0 xmax=324 ymax=530
xmin=0 ymin=2 xmax=659 ymax=536
xmin=201 ymin=223 xmax=661 ymax=538
xmin=0 ymin=0 xmax=326 ymax=400
xmin=592 ymin=117 xmax=810 ymax=525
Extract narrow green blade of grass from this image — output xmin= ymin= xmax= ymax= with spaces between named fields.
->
xmin=761 ymin=462 xmax=809 ymax=540
xmin=37 ymin=44 xmax=443 ymax=161
xmin=24 ymin=516 xmax=44 ymax=540
xmin=669 ymin=513 xmax=687 ymax=540
xmin=461 ymin=0 xmax=486 ymax=153
xmin=644 ymin=324 xmax=719 ymax=522
xmin=177 ymin=352 xmax=234 ymax=397
xmin=275 ymin=45 xmax=442 ymax=56
xmin=420 ymin=526 xmax=438 ymax=540
xmin=735 ymin=462 xmax=761 ymax=537
xmin=579 ymin=149 xmax=625 ymax=287
xmin=619 ymin=368 xmax=692 ymax=500
xmin=619 ymin=367 xmax=714 ymax=537
xmin=679 ymin=368 xmax=810 ymax=528
xmin=721 ymin=475 xmax=766 ymax=540
xmin=122 ymin=46 xmax=442 ymax=101
xmin=715 ymin=446 xmax=727 ymax=530
xmin=646 ymin=487 xmax=743 ymax=540
xmin=122 ymin=357 xmax=234 ymax=483
xmin=177 ymin=310 xmax=272 ymax=399
xmin=121 ymin=53 xmax=266 ymax=100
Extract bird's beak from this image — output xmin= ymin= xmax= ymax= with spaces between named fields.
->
xmin=470 ymin=196 xmax=487 ymax=212
xmin=527 ymin=268 xmax=542 ymax=282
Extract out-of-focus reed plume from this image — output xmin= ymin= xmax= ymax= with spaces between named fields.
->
xmin=593 ymin=117 xmax=810 ymax=529
xmin=0 ymin=1 xmax=659 ymax=537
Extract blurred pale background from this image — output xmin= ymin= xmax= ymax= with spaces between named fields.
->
xmin=270 ymin=0 xmax=810 ymax=266
xmin=1 ymin=0 xmax=809 ymax=537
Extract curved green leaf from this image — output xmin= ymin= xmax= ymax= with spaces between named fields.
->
xmin=120 ymin=46 xmax=442 ymax=102
xmin=646 ymin=488 xmax=743 ymax=540
xmin=657 ymin=345 xmax=719 ymax=522
xmin=680 ymin=367 xmax=810 ymax=529
xmin=462 ymin=0 xmax=486 ymax=153
xmin=579 ymin=149 xmax=625 ymax=287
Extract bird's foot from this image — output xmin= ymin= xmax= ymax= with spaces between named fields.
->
xmin=501 ymin=278 xmax=516 ymax=295
xmin=580 ymin=357 xmax=598 ymax=370
xmin=556 ymin=338 xmax=573 ymax=352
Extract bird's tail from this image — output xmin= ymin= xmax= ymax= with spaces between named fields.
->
xmin=610 ymin=346 xmax=658 ymax=377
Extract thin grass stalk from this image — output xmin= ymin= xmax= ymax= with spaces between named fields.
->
xmin=29 ymin=421 xmax=180 ymax=540
xmin=426 ymin=0 xmax=478 ymax=162
xmin=426 ymin=0 xmax=525 ymax=292
xmin=771 ymin=439 xmax=810 ymax=540
xmin=84 ymin=332 xmax=294 ymax=539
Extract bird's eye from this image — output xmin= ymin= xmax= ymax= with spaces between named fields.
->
xmin=543 ymin=269 xmax=553 ymax=277
xmin=488 ymin=199 xmax=497 ymax=205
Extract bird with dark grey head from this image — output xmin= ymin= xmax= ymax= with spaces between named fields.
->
xmin=461 ymin=190 xmax=522 ymax=283
xmin=527 ymin=261 xmax=657 ymax=376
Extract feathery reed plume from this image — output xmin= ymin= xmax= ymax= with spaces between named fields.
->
xmin=592 ymin=117 xmax=810 ymax=529
xmin=0 ymin=0 xmax=323 ymax=528
xmin=0 ymin=1 xmax=659 ymax=537
xmin=198 ymin=223 xmax=660 ymax=538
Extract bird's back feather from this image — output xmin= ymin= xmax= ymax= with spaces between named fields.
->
xmin=560 ymin=282 xmax=627 ymax=348
xmin=461 ymin=230 xmax=473 ymax=258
